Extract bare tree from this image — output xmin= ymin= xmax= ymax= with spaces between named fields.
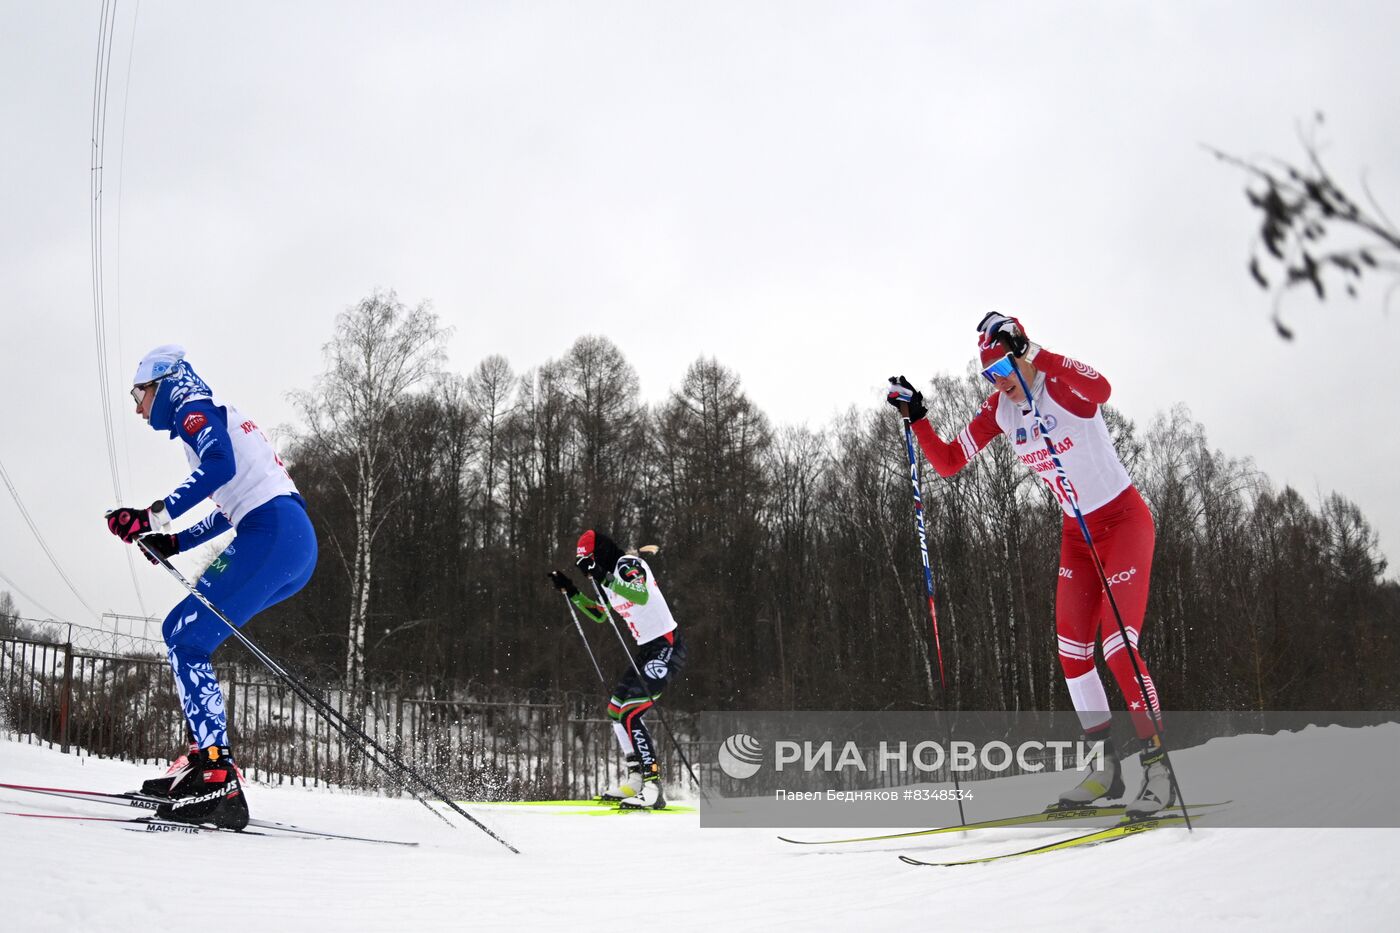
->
xmin=290 ymin=290 xmax=448 ymax=693
xmin=1210 ymin=115 xmax=1400 ymax=337
xmin=0 ymin=590 xmax=18 ymax=634
xmin=267 ymin=331 xmax=1400 ymax=713
xmin=465 ymin=355 xmax=516 ymax=549
xmin=561 ymin=335 xmax=644 ymax=531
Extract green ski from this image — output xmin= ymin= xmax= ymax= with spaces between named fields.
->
xmin=777 ymin=801 xmax=1228 ymax=846
xmin=897 ymin=812 xmax=1208 ymax=866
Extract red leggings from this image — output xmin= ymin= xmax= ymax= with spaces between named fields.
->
xmin=1055 ymin=485 xmax=1162 ymax=740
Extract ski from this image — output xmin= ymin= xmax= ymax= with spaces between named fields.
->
xmin=777 ymin=800 xmax=1229 ymax=845
xmin=0 ymin=782 xmax=164 ymax=812
xmin=897 ymin=812 xmax=1203 ymax=866
xmin=242 ymin=816 xmax=419 ymax=845
xmin=583 ymin=804 xmax=694 ymax=816
xmin=0 ymin=782 xmax=419 ymax=846
xmin=4 ymin=809 xmax=418 ymax=845
xmin=457 ymin=798 xmax=696 ymax=815
xmin=5 ymin=810 xmax=271 ymax=837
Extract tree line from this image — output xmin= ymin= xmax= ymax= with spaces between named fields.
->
xmin=241 ymin=291 xmax=1399 ymax=713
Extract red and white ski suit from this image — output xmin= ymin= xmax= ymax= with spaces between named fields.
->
xmin=911 ymin=349 xmax=1161 ymax=739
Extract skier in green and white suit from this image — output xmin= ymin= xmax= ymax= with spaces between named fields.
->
xmin=549 ymin=530 xmax=687 ymax=810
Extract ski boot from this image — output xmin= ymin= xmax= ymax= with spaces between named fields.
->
xmin=599 ymin=753 xmax=644 ymax=803
xmin=157 ymin=745 xmax=249 ymax=830
xmin=139 ymin=740 xmax=199 ymax=799
xmin=1053 ymin=735 xmax=1123 ymax=810
xmin=1125 ymin=738 xmax=1176 ymax=819
xmin=619 ymin=775 xmax=667 ymax=811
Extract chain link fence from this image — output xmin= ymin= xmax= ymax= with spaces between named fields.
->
xmin=0 ymin=618 xmax=697 ymax=800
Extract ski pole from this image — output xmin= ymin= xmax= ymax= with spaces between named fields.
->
xmin=137 ymin=538 xmax=520 ymax=853
xmin=558 ymin=592 xmax=607 ymax=684
xmin=1003 ymin=353 xmax=1192 ymax=829
xmin=587 ymin=578 xmax=703 ymax=793
xmin=898 ymin=412 xmax=967 ymax=827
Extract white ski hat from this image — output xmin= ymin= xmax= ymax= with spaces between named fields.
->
xmin=132 ymin=344 xmax=186 ymax=385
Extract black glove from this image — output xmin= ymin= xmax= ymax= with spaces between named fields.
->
xmin=885 ymin=376 xmax=928 ymax=422
xmin=138 ymin=533 xmax=180 ymax=565
xmin=976 ymin=312 xmax=1029 ymax=358
xmin=575 ymin=553 xmax=608 ymax=585
xmin=106 ymin=501 xmax=166 ymax=543
xmin=547 ymin=570 xmax=579 ymax=597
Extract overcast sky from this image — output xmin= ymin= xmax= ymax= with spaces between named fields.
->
xmin=2 ymin=1 xmax=1398 ymax=627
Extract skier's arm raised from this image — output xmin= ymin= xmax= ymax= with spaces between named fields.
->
xmin=977 ymin=312 xmax=1112 ymax=414
xmin=886 ymin=376 xmax=1001 ymax=477
xmin=1031 ymin=348 xmax=1112 ymax=415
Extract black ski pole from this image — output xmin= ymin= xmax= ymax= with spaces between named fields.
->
xmin=587 ymin=578 xmax=703 ymax=793
xmin=897 ymin=409 xmax=967 ymax=826
xmin=137 ymin=538 xmax=520 ymax=853
xmin=1003 ymin=352 xmax=1192 ymax=829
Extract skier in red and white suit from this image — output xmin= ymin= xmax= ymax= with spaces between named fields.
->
xmin=887 ymin=313 xmax=1173 ymax=816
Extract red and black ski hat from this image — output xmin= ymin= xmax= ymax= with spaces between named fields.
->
xmin=977 ymin=315 xmax=1028 ymax=368
xmin=576 ymin=529 xmax=624 ymax=571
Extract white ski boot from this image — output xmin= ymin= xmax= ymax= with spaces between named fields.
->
xmin=619 ymin=777 xmax=666 ymax=811
xmin=599 ymin=754 xmax=643 ymax=803
xmin=1054 ymin=740 xmax=1123 ymax=810
xmin=1125 ymin=741 xmax=1176 ymax=818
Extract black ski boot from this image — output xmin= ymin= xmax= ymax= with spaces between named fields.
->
xmin=157 ymin=746 xmax=249 ymax=830
xmin=140 ymin=740 xmax=199 ymax=799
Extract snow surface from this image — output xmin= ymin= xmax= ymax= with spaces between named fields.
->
xmin=1 ymin=733 xmax=1397 ymax=932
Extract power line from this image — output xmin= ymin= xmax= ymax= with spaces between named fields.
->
xmin=113 ymin=0 xmax=148 ymax=618
xmin=0 ymin=567 xmax=65 ymax=621
xmin=90 ymin=0 xmax=148 ymax=616
xmin=0 ymin=455 xmax=102 ymax=620
xmin=90 ymin=1 xmax=120 ymax=503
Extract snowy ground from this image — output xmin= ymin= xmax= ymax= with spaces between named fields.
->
xmin=1 ymin=734 xmax=1397 ymax=932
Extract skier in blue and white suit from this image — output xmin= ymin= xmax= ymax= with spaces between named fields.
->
xmin=106 ymin=345 xmax=317 ymax=829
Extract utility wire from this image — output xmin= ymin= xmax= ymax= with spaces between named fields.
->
xmin=91 ymin=1 xmax=119 ymax=499
xmin=90 ymin=0 xmax=148 ymax=615
xmin=112 ymin=0 xmax=148 ymax=617
xmin=0 ymin=566 xmax=65 ymax=621
xmin=0 ymin=455 xmax=102 ymax=621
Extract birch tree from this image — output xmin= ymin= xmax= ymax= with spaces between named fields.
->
xmin=290 ymin=290 xmax=447 ymax=693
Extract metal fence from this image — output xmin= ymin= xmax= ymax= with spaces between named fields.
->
xmin=0 ymin=628 xmax=697 ymax=800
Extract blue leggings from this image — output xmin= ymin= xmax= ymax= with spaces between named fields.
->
xmin=162 ymin=496 xmax=317 ymax=749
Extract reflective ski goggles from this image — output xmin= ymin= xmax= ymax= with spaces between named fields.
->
xmin=130 ymin=378 xmax=166 ymax=405
xmin=980 ymin=353 xmax=1017 ymax=385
